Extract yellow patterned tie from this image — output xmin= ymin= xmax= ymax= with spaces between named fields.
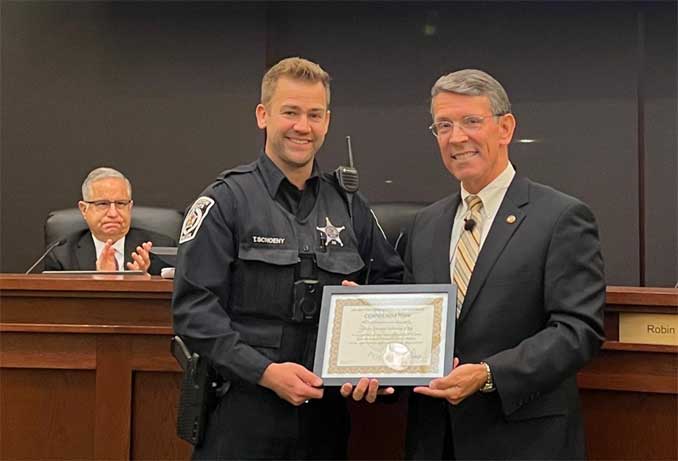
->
xmin=452 ymin=195 xmax=483 ymax=318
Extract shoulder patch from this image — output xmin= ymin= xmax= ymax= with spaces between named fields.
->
xmin=179 ymin=196 xmax=215 ymax=244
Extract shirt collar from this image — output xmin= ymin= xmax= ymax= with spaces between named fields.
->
xmin=257 ymin=151 xmax=321 ymax=198
xmin=460 ymin=162 xmax=516 ymax=211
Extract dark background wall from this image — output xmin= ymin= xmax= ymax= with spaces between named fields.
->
xmin=1 ymin=1 xmax=676 ymax=287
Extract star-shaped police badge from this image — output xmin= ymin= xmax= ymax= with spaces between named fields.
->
xmin=317 ymin=217 xmax=345 ymax=247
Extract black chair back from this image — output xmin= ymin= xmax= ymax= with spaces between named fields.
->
xmin=44 ymin=206 xmax=184 ymax=245
xmin=370 ymin=202 xmax=428 ymax=258
xmin=45 ymin=202 xmax=426 ymax=258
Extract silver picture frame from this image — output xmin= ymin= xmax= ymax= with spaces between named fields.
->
xmin=313 ymin=284 xmax=456 ymax=386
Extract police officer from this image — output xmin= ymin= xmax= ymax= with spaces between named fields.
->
xmin=172 ymin=57 xmax=403 ymax=460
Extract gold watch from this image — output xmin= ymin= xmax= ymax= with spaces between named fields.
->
xmin=479 ymin=361 xmax=495 ymax=393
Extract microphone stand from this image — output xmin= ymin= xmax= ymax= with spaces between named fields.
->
xmin=25 ymin=239 xmax=65 ymax=274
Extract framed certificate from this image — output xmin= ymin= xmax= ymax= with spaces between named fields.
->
xmin=313 ymin=284 xmax=456 ymax=386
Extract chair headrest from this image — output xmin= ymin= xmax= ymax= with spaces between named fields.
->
xmin=44 ymin=206 xmax=184 ymax=246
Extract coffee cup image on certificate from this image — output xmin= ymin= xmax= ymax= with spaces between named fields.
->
xmin=383 ymin=343 xmax=411 ymax=371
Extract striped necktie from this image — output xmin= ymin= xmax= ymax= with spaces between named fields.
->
xmin=452 ymin=195 xmax=483 ymax=318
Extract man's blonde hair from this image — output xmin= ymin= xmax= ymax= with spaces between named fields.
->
xmin=260 ymin=57 xmax=331 ymax=107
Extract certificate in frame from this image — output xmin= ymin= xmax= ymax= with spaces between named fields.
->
xmin=313 ymin=284 xmax=456 ymax=386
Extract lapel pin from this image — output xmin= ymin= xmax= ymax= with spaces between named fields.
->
xmin=506 ymin=215 xmax=517 ymax=224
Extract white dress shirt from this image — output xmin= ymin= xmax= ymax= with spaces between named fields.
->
xmin=92 ymin=235 xmax=126 ymax=271
xmin=449 ymin=163 xmax=516 ymax=267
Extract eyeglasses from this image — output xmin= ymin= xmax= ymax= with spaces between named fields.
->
xmin=84 ymin=200 xmax=132 ymax=211
xmin=428 ymin=114 xmax=505 ymax=138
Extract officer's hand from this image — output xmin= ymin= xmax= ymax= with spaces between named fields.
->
xmin=259 ymin=362 xmax=324 ymax=406
xmin=127 ymin=241 xmax=152 ymax=273
xmin=341 ymin=280 xmax=359 ymax=287
xmin=413 ymin=357 xmax=486 ymax=405
xmin=340 ymin=378 xmax=394 ymax=403
xmin=96 ymin=240 xmax=118 ymax=271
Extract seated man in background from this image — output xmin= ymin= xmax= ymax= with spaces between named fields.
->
xmin=44 ymin=167 xmax=176 ymax=274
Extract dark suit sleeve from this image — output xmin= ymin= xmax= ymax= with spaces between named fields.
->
xmin=487 ymin=201 xmax=605 ymax=415
xmin=140 ymin=229 xmax=177 ymax=275
xmin=403 ymin=211 xmax=420 ymax=284
xmin=42 ymin=233 xmax=84 ymax=271
xmin=42 ymin=250 xmax=63 ymax=271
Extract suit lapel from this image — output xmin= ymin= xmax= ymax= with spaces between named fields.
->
xmin=74 ymin=229 xmax=142 ymax=270
xmin=458 ymin=176 xmax=530 ymax=322
xmin=124 ymin=229 xmax=136 ymax=267
xmin=124 ymin=228 xmax=150 ymax=268
xmin=432 ymin=194 xmax=461 ymax=284
xmin=75 ymin=232 xmax=97 ymax=270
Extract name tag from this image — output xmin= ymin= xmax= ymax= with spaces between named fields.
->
xmin=252 ymin=236 xmax=286 ymax=245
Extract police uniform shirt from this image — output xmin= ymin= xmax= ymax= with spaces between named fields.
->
xmin=273 ymin=159 xmax=320 ymax=220
xmin=172 ymin=152 xmax=404 ymax=386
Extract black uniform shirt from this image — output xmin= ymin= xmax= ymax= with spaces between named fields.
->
xmin=172 ymin=153 xmax=404 ymax=385
xmin=258 ymin=151 xmax=321 ymax=220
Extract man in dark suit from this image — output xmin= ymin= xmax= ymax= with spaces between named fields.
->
xmin=404 ymin=69 xmax=605 ymax=460
xmin=44 ymin=167 xmax=175 ymax=275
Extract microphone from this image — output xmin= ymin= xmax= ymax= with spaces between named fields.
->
xmin=464 ymin=218 xmax=476 ymax=232
xmin=25 ymin=238 xmax=66 ymax=274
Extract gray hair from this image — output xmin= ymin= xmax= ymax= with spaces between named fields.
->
xmin=81 ymin=167 xmax=132 ymax=200
xmin=430 ymin=69 xmax=511 ymax=116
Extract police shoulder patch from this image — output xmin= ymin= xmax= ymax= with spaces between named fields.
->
xmin=179 ymin=196 xmax=215 ymax=244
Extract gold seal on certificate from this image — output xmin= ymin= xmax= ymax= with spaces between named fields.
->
xmin=313 ymin=284 xmax=456 ymax=386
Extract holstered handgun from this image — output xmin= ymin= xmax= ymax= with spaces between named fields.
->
xmin=171 ymin=335 xmax=218 ymax=446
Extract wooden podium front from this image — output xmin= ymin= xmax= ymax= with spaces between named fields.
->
xmin=578 ymin=287 xmax=678 ymax=460
xmin=1 ymin=275 xmax=676 ymax=460
xmin=0 ymin=275 xmax=188 ymax=460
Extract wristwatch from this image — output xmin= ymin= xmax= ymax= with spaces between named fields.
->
xmin=479 ymin=361 xmax=495 ymax=393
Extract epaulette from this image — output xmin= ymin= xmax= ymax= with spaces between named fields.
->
xmin=215 ymin=161 xmax=257 ymax=182
xmin=321 ymin=171 xmax=347 ymax=197
xmin=212 ymin=162 xmax=257 ymax=186
xmin=321 ymin=171 xmax=356 ymax=224
xmin=321 ymin=171 xmax=339 ymax=185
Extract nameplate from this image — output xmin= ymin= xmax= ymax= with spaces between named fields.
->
xmin=619 ymin=313 xmax=678 ymax=346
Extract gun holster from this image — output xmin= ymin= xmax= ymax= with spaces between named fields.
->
xmin=171 ymin=336 xmax=221 ymax=446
